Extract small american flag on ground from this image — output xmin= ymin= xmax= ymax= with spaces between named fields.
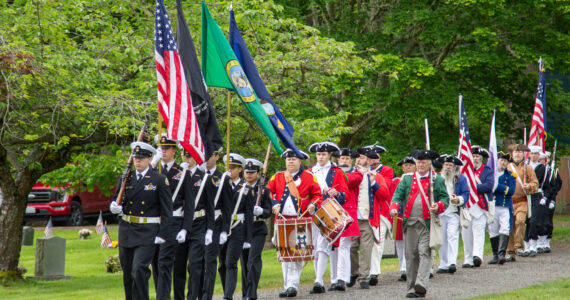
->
xmin=458 ymin=95 xmax=480 ymax=208
xmin=44 ymin=217 xmax=53 ymax=238
xmin=100 ymin=225 xmax=112 ymax=249
xmin=95 ymin=211 xmax=104 ymax=235
xmin=155 ymin=0 xmax=205 ymax=164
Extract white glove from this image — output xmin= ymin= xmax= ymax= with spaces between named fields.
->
xmin=180 ymin=162 xmax=189 ymax=169
xmin=176 ymin=229 xmax=187 ymax=243
xmin=151 ymin=147 xmax=163 ymax=166
xmin=223 ymin=171 xmax=231 ymax=178
xmin=110 ymin=201 xmax=122 ymax=214
xmin=219 ymin=231 xmax=228 ymax=245
xmin=253 ymin=206 xmax=263 ymax=216
xmin=205 ymin=229 xmax=213 ymax=246
xmin=540 ymin=197 xmax=547 ymax=205
xmin=154 ymin=236 xmax=166 ymax=244
xmin=549 ymin=202 xmax=555 ymax=210
xmin=243 ymin=242 xmax=251 ymax=249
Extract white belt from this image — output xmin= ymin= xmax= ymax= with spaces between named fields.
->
xmin=172 ymin=209 xmax=183 ymax=217
xmin=231 ymin=213 xmax=244 ymax=221
xmin=215 ymin=209 xmax=222 ymax=220
xmin=194 ymin=209 xmax=206 ymax=219
xmin=122 ymin=215 xmax=160 ymax=224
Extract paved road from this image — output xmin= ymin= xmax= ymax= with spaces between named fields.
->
xmin=216 ymin=240 xmax=570 ymax=299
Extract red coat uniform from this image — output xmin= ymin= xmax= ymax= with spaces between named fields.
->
xmin=370 ymin=173 xmax=393 ymax=227
xmin=342 ymin=168 xmax=363 ymax=237
xmin=373 ymin=164 xmax=394 ymax=192
xmin=267 ymin=167 xmax=322 ymax=220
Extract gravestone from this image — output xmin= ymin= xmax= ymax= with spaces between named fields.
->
xmin=22 ymin=226 xmax=34 ymax=246
xmin=382 ymin=237 xmax=397 ymax=258
xmin=34 ymin=236 xmax=70 ymax=280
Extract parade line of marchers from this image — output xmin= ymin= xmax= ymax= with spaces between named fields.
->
xmin=106 ymin=0 xmax=563 ymax=299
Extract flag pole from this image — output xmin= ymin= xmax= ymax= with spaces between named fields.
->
xmin=158 ymin=113 xmax=163 ymax=173
xmin=226 ymin=90 xmax=231 ymax=171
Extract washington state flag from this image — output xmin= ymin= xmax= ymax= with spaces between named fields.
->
xmin=201 ymin=1 xmax=283 ymax=154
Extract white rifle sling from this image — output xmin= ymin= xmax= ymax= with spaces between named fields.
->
xmin=213 ymin=172 xmax=229 ymax=208
xmin=194 ymin=172 xmax=210 ymax=210
xmin=171 ymin=165 xmax=189 ymax=203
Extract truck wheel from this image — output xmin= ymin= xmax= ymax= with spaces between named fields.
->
xmin=66 ymin=201 xmax=83 ymax=226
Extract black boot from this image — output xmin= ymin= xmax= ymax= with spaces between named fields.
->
xmin=498 ymin=234 xmax=509 ymax=265
xmin=488 ymin=236 xmax=499 ymax=264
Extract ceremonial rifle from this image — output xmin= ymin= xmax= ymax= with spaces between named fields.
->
xmin=549 ymin=140 xmax=557 ymax=181
xmin=116 ymin=124 xmax=147 ymax=205
xmin=256 ymin=142 xmax=272 ymax=206
xmin=424 ymin=119 xmax=435 ymax=206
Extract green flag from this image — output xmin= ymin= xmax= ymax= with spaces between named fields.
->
xmin=201 ymin=1 xmax=283 ymax=154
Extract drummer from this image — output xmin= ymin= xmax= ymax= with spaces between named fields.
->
xmin=307 ymin=142 xmax=349 ymax=294
xmin=330 ymin=148 xmax=362 ymax=291
xmin=268 ymin=148 xmax=323 ymax=298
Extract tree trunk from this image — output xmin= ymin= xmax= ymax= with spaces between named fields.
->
xmin=0 ymin=181 xmax=29 ymax=280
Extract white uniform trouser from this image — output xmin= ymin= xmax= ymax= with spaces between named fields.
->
xmin=330 ymin=237 xmax=352 ymax=283
xmin=312 ymin=223 xmax=330 ymax=285
xmin=282 ymin=261 xmax=304 ymax=289
xmin=395 ymin=240 xmax=406 ymax=272
xmin=461 ymin=208 xmax=487 ymax=264
xmin=370 ymin=218 xmax=389 ymax=275
xmin=439 ymin=213 xmax=460 ymax=269
xmin=487 ymin=206 xmax=510 ymax=238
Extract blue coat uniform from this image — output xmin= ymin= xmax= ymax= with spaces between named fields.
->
xmin=493 ymin=170 xmax=516 ymax=231
xmin=454 ymin=174 xmax=471 ymax=215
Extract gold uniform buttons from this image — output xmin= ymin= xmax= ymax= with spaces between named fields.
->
xmin=142 ymin=201 xmax=145 ymax=205
xmin=130 ymin=201 xmax=133 ymax=204
xmin=129 ymin=211 xmax=132 ymax=214
xmin=141 ymin=211 xmax=144 ymax=215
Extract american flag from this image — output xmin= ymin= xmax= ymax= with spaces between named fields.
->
xmin=100 ymin=225 xmax=112 ymax=249
xmin=457 ymin=95 xmax=479 ymax=208
xmin=528 ymin=60 xmax=546 ymax=152
xmin=155 ymin=0 xmax=205 ymax=164
xmin=44 ymin=217 xmax=53 ymax=238
xmin=95 ymin=211 xmax=104 ymax=235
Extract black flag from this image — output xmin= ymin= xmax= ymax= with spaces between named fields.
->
xmin=176 ymin=0 xmax=223 ymax=159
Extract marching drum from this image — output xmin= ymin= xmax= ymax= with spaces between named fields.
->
xmin=312 ymin=198 xmax=353 ymax=244
xmin=275 ymin=217 xmax=314 ymax=262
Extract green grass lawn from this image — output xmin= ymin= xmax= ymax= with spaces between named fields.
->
xmin=469 ymin=276 xmax=570 ymax=300
xmin=2 ymin=216 xmax=570 ymax=299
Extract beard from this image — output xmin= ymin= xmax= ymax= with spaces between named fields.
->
xmin=338 ymin=164 xmax=351 ymax=172
xmin=442 ymin=170 xmax=455 ymax=196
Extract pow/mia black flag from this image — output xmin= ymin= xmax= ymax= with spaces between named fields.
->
xmin=176 ymin=0 xmax=223 ymax=160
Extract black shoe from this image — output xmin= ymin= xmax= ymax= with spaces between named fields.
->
xmin=369 ymin=275 xmax=378 ymax=286
xmin=462 ymin=263 xmax=473 ymax=268
xmin=449 ymin=264 xmax=457 ymax=274
xmin=406 ymin=293 xmax=419 ymax=298
xmin=414 ymin=284 xmax=426 ymax=297
xmin=279 ymin=290 xmax=288 ymax=298
xmin=398 ymin=273 xmax=407 ymax=281
xmin=506 ymin=254 xmax=516 ymax=262
xmin=336 ymin=280 xmax=346 ymax=291
xmin=310 ymin=283 xmax=325 ymax=294
xmin=537 ymin=247 xmax=545 ymax=253
xmin=328 ymin=283 xmax=337 ymax=291
xmin=544 ymin=247 xmax=551 ymax=253
xmin=529 ymin=250 xmax=537 ymax=257
xmin=498 ymin=235 xmax=509 ymax=265
xmin=347 ymin=275 xmax=357 ymax=287
xmin=286 ymin=287 xmax=297 ymax=297
xmin=473 ymin=256 xmax=482 ymax=267
xmin=436 ymin=268 xmax=448 ymax=274
xmin=516 ymin=247 xmax=525 ymax=256
xmin=360 ymin=281 xmax=369 ymax=289
xmin=488 ymin=255 xmax=499 ymax=264
xmin=429 ymin=273 xmax=433 ymax=279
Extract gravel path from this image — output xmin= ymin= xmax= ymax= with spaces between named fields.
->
xmin=216 ymin=240 xmax=570 ymax=299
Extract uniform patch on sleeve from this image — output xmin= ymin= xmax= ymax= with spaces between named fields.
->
xmin=165 ymin=178 xmax=170 ymax=186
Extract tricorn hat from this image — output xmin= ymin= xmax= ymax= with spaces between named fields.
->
xmin=397 ymin=156 xmax=416 ymax=166
xmin=437 ymin=154 xmax=463 ymax=166
xmin=333 ymin=148 xmax=359 ymax=158
xmin=497 ymin=151 xmax=512 ymax=162
xmin=411 ymin=149 xmax=439 ymax=160
xmin=471 ymin=145 xmax=490 ymax=158
xmin=308 ymin=142 xmax=341 ymax=153
xmin=281 ymin=148 xmax=310 ymax=160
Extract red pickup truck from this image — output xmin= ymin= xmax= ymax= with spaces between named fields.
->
xmin=24 ymin=182 xmax=114 ymax=226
